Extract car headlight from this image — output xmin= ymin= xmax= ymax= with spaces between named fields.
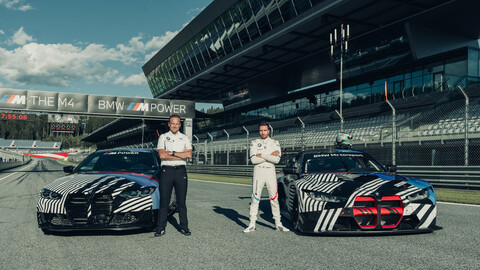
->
xmin=40 ymin=188 xmax=62 ymax=200
xmin=407 ymin=189 xmax=429 ymax=202
xmin=305 ymin=190 xmax=346 ymax=203
xmin=119 ymin=186 xmax=156 ymax=198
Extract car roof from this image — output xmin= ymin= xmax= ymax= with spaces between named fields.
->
xmin=95 ymin=148 xmax=155 ymax=153
xmin=301 ymin=149 xmax=364 ymax=155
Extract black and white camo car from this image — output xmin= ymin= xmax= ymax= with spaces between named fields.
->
xmin=278 ymin=149 xmax=437 ymax=234
xmin=37 ymin=149 xmax=175 ymax=233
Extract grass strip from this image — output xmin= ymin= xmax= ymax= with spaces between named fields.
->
xmin=188 ymin=173 xmax=251 ymax=185
xmin=435 ymin=188 xmax=480 ymax=205
xmin=55 ymin=159 xmax=78 ymax=166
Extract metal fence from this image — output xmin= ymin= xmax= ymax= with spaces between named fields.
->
xmin=188 ymin=81 xmax=480 ymax=189
xmin=186 ymin=164 xmax=480 ymax=190
xmin=193 ymin=81 xmax=480 ymax=167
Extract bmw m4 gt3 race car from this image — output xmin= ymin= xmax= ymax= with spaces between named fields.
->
xmin=278 ymin=149 xmax=437 ymax=234
xmin=37 ymin=149 xmax=175 ymax=233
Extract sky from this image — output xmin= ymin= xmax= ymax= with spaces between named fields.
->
xmin=0 ymin=0 xmax=214 ymax=100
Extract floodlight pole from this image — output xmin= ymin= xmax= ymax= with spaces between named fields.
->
xmin=223 ymin=129 xmax=230 ymax=165
xmin=204 ymin=139 xmax=208 ymax=164
xmin=193 ymin=135 xmax=199 ymax=164
xmin=386 ymin=99 xmax=396 ymax=166
xmin=458 ymin=86 xmax=469 ymax=166
xmin=330 ymin=24 xmax=349 ymax=132
xmin=207 ymin=132 xmax=214 ymax=165
xmin=243 ymin=126 xmax=249 ymax=165
xmin=297 ymin=116 xmax=305 ymax=151
xmin=335 ymin=110 xmax=343 ymax=133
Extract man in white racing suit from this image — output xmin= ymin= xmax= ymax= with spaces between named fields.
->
xmin=243 ymin=122 xmax=289 ymax=233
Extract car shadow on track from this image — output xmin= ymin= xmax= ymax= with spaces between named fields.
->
xmin=166 ymin=215 xmax=182 ymax=232
xmin=43 ymin=215 xmax=185 ymax=237
xmin=212 ymin=201 xmax=278 ymax=230
xmin=44 ymin=228 xmax=148 ymax=237
xmin=4 ymin=169 xmax=63 ymax=173
xmin=213 ymin=205 xmax=271 ymax=229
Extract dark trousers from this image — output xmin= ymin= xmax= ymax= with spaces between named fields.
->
xmin=157 ymin=166 xmax=188 ymax=231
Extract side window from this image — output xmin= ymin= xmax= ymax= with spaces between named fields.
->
xmin=79 ymin=156 xmax=99 ymax=171
xmin=293 ymin=155 xmax=301 ymax=168
xmin=286 ymin=156 xmax=296 ymax=167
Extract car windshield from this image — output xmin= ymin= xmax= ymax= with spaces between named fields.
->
xmin=304 ymin=153 xmax=386 ymax=173
xmin=76 ymin=151 xmax=157 ymax=173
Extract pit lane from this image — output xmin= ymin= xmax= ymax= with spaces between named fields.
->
xmin=0 ymin=159 xmax=478 ymax=269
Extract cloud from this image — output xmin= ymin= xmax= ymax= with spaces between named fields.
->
xmin=0 ymin=27 xmax=179 ymax=88
xmin=187 ymin=7 xmax=205 ymax=15
xmin=114 ymin=73 xmax=146 ymax=86
xmin=0 ymin=42 xmax=126 ymax=87
xmin=9 ymin=27 xmax=34 ymax=45
xmin=0 ymin=0 xmax=33 ymax=11
xmin=0 ymin=29 xmax=4 ymax=35
xmin=143 ymin=30 xmax=179 ymax=61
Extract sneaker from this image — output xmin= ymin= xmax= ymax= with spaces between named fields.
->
xmin=180 ymin=228 xmax=191 ymax=236
xmin=276 ymin=224 xmax=290 ymax=232
xmin=243 ymin=226 xmax=256 ymax=233
xmin=154 ymin=229 xmax=166 ymax=237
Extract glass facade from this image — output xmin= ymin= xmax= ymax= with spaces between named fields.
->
xmin=196 ymin=48 xmax=480 ymax=133
xmin=146 ymin=0 xmax=327 ymax=97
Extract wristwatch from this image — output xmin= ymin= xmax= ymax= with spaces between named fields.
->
xmin=172 ymin=151 xmax=175 ymax=156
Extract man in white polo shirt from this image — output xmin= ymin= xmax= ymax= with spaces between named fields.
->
xmin=154 ymin=115 xmax=192 ymax=237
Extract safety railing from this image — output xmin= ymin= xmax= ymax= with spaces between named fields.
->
xmin=187 ymin=164 xmax=480 ymax=190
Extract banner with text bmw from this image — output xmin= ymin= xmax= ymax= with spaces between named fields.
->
xmin=0 ymin=89 xmax=195 ymax=119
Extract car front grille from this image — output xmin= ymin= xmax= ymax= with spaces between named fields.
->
xmin=352 ymin=195 xmax=404 ymax=229
xmin=65 ymin=193 xmax=114 ymax=225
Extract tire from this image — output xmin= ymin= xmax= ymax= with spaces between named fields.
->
xmin=278 ymin=185 xmax=286 ymax=210
xmin=291 ymin=195 xmax=301 ymax=231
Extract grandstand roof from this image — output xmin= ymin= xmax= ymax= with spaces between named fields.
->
xmin=144 ymin=0 xmax=480 ymax=102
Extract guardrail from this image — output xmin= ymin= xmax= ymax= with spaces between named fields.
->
xmin=0 ymin=159 xmax=31 ymax=171
xmin=187 ymin=164 xmax=480 ymax=189
xmin=397 ymin=166 xmax=480 ymax=189
xmin=187 ymin=164 xmax=274 ymax=177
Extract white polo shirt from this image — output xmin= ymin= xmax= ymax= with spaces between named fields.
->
xmin=157 ymin=130 xmax=192 ymax=166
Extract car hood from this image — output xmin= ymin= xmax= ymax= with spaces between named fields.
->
xmin=43 ymin=172 xmax=158 ymax=196
xmin=298 ymin=172 xmax=433 ymax=201
xmin=301 ymin=172 xmax=432 ymax=189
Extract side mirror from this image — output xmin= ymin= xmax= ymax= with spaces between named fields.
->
xmin=386 ymin=165 xmax=397 ymax=172
xmin=283 ymin=167 xmax=297 ymax=175
xmin=63 ymin=166 xmax=75 ymax=173
xmin=285 ymin=174 xmax=299 ymax=181
xmin=283 ymin=167 xmax=297 ymax=174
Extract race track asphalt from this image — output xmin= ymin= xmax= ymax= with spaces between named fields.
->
xmin=0 ymin=159 xmax=479 ymax=270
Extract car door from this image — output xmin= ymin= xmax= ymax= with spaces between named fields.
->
xmin=283 ymin=154 xmax=301 ymax=212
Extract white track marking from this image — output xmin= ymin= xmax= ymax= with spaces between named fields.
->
xmin=0 ymin=161 xmax=37 ymax=182
xmin=437 ymin=201 xmax=480 ymax=207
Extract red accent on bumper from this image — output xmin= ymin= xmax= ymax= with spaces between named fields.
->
xmin=353 ymin=195 xmax=405 ymax=229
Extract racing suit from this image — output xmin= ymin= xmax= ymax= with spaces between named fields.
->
xmin=248 ymin=136 xmax=282 ymax=226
